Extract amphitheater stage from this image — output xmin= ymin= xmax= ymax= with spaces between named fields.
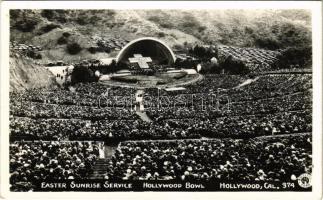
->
xmin=99 ymin=72 xmax=203 ymax=89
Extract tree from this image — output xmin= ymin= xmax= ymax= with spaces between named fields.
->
xmin=41 ymin=10 xmax=67 ymax=23
xmin=41 ymin=10 xmax=55 ymax=20
xmin=222 ymin=55 xmax=249 ymax=74
xmin=67 ymin=42 xmax=82 ymax=55
xmin=190 ymin=45 xmax=219 ymax=60
xmin=200 ymin=61 xmax=222 ymax=74
xmin=14 ymin=18 xmax=38 ymax=32
xmin=255 ymin=37 xmax=280 ymax=50
xmin=62 ymin=32 xmax=71 ymax=37
xmin=57 ymin=36 xmax=68 ymax=45
xmin=274 ymin=46 xmax=312 ymax=69
xmin=88 ymin=47 xmax=97 ymax=54
xmin=107 ymin=60 xmax=117 ymax=73
xmin=71 ymin=65 xmax=96 ymax=84
xmin=38 ymin=24 xmax=60 ymax=35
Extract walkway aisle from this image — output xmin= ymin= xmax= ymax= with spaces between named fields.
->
xmin=135 ymin=111 xmax=152 ymax=122
xmin=89 ymin=159 xmax=110 ymax=179
xmin=98 ymin=143 xmax=105 ymax=159
xmin=89 ymin=144 xmax=118 ymax=179
xmin=104 ymin=145 xmax=118 ymax=158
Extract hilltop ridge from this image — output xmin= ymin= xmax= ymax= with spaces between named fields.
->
xmin=10 ymin=9 xmax=311 ymax=64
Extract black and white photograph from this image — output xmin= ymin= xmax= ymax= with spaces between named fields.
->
xmin=0 ymin=1 xmax=322 ymax=199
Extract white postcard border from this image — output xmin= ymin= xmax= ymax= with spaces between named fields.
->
xmin=0 ymin=1 xmax=322 ymax=200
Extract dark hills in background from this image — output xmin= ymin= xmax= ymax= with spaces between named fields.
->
xmin=9 ymin=9 xmax=312 ymax=91
xmin=10 ymin=9 xmax=311 ymax=63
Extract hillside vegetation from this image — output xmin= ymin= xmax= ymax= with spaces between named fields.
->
xmin=10 ymin=9 xmax=311 ymax=64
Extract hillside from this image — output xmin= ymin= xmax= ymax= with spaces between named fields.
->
xmin=10 ymin=9 xmax=311 ymax=64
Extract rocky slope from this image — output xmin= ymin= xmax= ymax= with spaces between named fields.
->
xmin=10 ymin=54 xmax=57 ymax=91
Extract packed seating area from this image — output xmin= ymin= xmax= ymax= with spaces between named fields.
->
xmin=9 ymin=73 xmax=313 ymax=191
xmin=145 ymin=93 xmax=311 ymax=116
xmin=228 ymin=74 xmax=312 ymax=101
xmin=10 ymin=102 xmax=138 ymax=120
xmin=105 ymin=134 xmax=311 ymax=181
xmin=10 ymin=141 xmax=100 ymax=191
xmin=10 ymin=117 xmax=201 ymax=141
xmin=9 ymin=83 xmax=135 ymax=107
xmin=159 ymin=111 xmax=311 ymax=139
xmin=10 ymin=74 xmax=312 ymax=140
xmin=218 ymin=45 xmax=280 ymax=72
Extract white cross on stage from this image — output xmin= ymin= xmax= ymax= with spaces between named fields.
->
xmin=128 ymin=54 xmax=152 ymax=69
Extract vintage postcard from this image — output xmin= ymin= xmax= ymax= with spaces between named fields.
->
xmin=0 ymin=1 xmax=322 ymax=200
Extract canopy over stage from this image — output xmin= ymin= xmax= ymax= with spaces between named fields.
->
xmin=116 ymin=37 xmax=176 ymax=66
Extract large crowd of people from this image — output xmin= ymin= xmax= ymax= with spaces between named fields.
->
xmin=218 ymin=45 xmax=280 ymax=72
xmin=10 ymin=83 xmax=135 ymax=107
xmin=145 ymin=93 xmax=311 ymax=119
xmin=104 ymin=134 xmax=311 ymax=181
xmin=10 ymin=141 xmax=100 ymax=191
xmin=10 ymin=117 xmax=201 ymax=141
xmin=160 ymin=110 xmax=311 ymax=139
xmin=9 ymin=72 xmax=313 ymax=191
xmin=9 ymin=73 xmax=312 ymax=141
xmin=10 ymin=101 xmax=138 ymax=120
